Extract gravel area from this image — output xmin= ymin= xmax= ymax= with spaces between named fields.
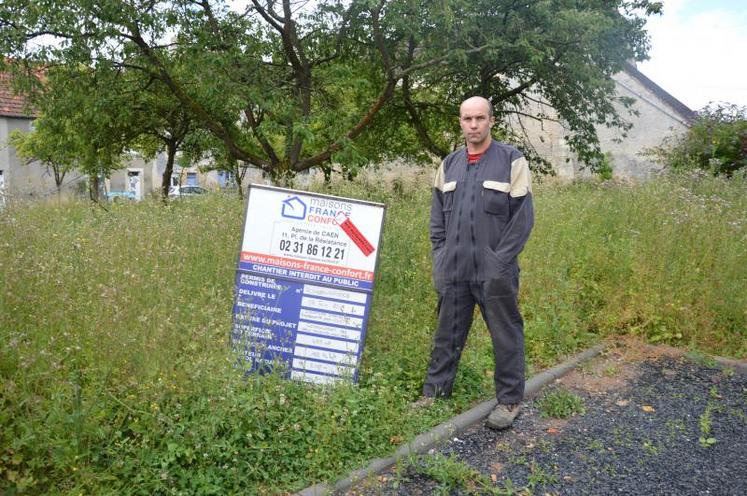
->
xmin=344 ymin=344 xmax=747 ymax=495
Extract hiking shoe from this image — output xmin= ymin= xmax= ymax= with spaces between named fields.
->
xmin=486 ymin=403 xmax=521 ymax=430
xmin=410 ymin=396 xmax=435 ymax=410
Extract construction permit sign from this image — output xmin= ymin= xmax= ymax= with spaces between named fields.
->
xmin=231 ymin=184 xmax=386 ymax=384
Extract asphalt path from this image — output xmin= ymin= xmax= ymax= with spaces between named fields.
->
xmin=344 ymin=343 xmax=747 ymax=495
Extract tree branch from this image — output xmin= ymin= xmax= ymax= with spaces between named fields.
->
xmin=370 ymin=1 xmax=393 ymax=76
xmin=295 ymin=79 xmax=397 ymax=170
xmin=397 ymin=43 xmax=496 ymax=79
xmin=491 ymin=77 xmax=539 ymax=103
xmin=244 ymin=107 xmax=281 ymax=166
xmin=308 ymin=2 xmax=356 ymax=68
xmin=250 ymin=0 xmax=283 ymax=32
xmin=401 ymin=37 xmax=447 ymax=157
xmin=402 ymin=76 xmax=448 ymax=158
xmin=127 ymin=24 xmax=270 ymax=169
xmin=197 ymin=0 xmax=228 ymax=49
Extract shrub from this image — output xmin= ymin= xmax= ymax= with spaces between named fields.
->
xmin=651 ymin=103 xmax=747 ymax=176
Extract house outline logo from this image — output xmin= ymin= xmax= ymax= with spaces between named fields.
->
xmin=281 ymin=196 xmax=307 ymax=220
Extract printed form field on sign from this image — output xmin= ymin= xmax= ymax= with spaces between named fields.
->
xmin=290 ymin=370 xmax=341 ymax=384
xmin=301 ymin=296 xmax=365 ymax=316
xmin=297 ymin=321 xmax=361 ymax=341
xmin=294 ymin=345 xmax=357 ymax=365
xmin=292 ymin=358 xmax=354 ymax=377
xmin=299 ymin=308 xmax=363 ymax=329
xmin=303 ymin=284 xmax=368 ymax=304
xmin=295 ymin=333 xmax=359 ymax=354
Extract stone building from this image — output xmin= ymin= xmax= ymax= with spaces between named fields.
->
xmin=0 ymin=72 xmax=211 ymax=202
xmin=507 ymin=62 xmax=696 ymax=180
xmin=0 ymin=72 xmax=158 ymax=202
xmin=0 ymin=72 xmax=85 ymax=203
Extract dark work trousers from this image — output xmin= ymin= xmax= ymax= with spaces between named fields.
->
xmin=423 ymin=268 xmax=525 ymax=405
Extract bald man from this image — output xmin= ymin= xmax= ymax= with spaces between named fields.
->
xmin=421 ymin=96 xmax=534 ymax=430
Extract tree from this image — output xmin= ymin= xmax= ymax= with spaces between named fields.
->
xmin=1 ymin=0 xmax=663 ymax=180
xmin=128 ymin=75 xmax=200 ymax=200
xmin=7 ymin=58 xmax=201 ymax=202
xmin=651 ymin=103 xmax=747 ymax=176
xmin=5 ymin=65 xmax=137 ymax=201
xmin=8 ymin=123 xmax=76 ymax=197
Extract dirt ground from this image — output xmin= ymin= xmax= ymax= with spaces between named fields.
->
xmin=342 ymin=338 xmax=747 ymax=495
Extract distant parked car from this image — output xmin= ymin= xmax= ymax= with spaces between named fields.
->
xmin=168 ymin=185 xmax=209 ymax=198
xmin=105 ymin=190 xmax=136 ymax=201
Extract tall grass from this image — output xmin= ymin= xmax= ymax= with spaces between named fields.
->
xmin=1 ymin=172 xmax=744 ymax=493
xmin=524 ymin=172 xmax=746 ymax=359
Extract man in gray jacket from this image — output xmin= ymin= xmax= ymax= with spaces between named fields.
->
xmin=421 ymin=96 xmax=534 ymax=429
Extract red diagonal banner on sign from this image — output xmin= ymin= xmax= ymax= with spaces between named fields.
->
xmin=336 ymin=213 xmax=375 ymax=257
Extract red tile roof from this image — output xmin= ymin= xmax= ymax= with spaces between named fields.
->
xmin=0 ymin=72 xmax=35 ymax=118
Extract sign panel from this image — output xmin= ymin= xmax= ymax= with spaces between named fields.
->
xmin=231 ymin=185 xmax=386 ymax=384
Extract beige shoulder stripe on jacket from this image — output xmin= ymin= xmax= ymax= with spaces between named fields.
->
xmin=510 ymin=157 xmax=532 ymax=198
xmin=433 ymin=157 xmax=531 ymax=196
xmin=433 ymin=161 xmax=447 ymax=191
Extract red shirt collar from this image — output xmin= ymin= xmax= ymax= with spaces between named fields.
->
xmin=467 ymin=151 xmax=484 ymax=164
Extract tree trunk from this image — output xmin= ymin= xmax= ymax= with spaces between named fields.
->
xmin=89 ymin=175 xmax=100 ymax=203
xmin=53 ymin=164 xmax=66 ymax=202
xmin=161 ymin=140 xmax=177 ymax=202
xmin=234 ymin=163 xmax=244 ymax=200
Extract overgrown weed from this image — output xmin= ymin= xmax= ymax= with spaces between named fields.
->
xmin=536 ymin=389 xmax=586 ymax=419
xmin=1 ymin=172 xmax=744 ymax=492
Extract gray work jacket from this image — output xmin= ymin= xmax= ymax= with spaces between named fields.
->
xmin=430 ymin=140 xmax=534 ymax=288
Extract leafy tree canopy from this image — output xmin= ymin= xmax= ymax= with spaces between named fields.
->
xmin=1 ymin=0 xmax=663 ymax=180
xmin=8 ymin=64 xmax=139 ymax=199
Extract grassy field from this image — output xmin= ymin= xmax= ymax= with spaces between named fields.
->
xmin=1 ymin=171 xmax=745 ymax=494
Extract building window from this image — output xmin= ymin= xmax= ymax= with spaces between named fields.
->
xmin=186 ymin=172 xmax=197 ymax=186
xmin=217 ymin=170 xmax=235 ymax=188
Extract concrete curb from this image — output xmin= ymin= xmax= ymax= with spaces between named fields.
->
xmin=694 ymin=353 xmax=747 ymax=375
xmin=297 ymin=343 xmax=606 ymax=496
